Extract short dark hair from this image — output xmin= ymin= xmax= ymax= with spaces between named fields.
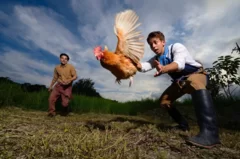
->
xmin=60 ymin=53 xmax=69 ymax=61
xmin=147 ymin=31 xmax=165 ymax=44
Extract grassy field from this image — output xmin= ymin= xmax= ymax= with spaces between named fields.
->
xmin=0 ymin=81 xmax=161 ymax=115
xmin=1 ymin=82 xmax=240 ymax=158
xmin=0 ymin=105 xmax=240 ymax=159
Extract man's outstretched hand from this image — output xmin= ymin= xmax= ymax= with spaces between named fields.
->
xmin=153 ymin=60 xmax=163 ymax=77
xmin=136 ymin=62 xmax=142 ymax=71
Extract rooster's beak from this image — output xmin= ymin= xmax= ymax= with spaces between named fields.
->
xmin=95 ymin=55 xmax=100 ymax=60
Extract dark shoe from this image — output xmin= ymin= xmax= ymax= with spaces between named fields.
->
xmin=169 ymin=124 xmax=190 ymax=132
xmin=168 ymin=107 xmax=190 ymax=132
xmin=61 ymin=107 xmax=69 ymax=116
xmin=185 ymin=89 xmax=221 ymax=149
xmin=47 ymin=113 xmax=56 ymax=117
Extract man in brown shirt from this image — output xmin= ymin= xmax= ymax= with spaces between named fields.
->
xmin=48 ymin=53 xmax=77 ymax=116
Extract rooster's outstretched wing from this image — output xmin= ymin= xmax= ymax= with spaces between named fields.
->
xmin=114 ymin=10 xmax=144 ymax=64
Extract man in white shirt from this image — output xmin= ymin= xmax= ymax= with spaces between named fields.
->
xmin=137 ymin=31 xmax=220 ymax=149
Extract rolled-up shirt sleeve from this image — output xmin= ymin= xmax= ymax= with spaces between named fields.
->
xmin=139 ymin=56 xmax=156 ymax=72
xmin=171 ymin=43 xmax=188 ymax=71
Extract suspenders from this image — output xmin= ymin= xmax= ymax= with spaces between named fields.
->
xmin=154 ymin=43 xmax=209 ymax=87
xmin=159 ymin=44 xmax=202 ymax=81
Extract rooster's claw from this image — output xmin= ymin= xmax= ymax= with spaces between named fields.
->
xmin=115 ymin=79 xmax=121 ymax=85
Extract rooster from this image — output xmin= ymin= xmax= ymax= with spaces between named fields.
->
xmin=93 ymin=10 xmax=144 ymax=87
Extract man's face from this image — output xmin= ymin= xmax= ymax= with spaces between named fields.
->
xmin=148 ymin=37 xmax=165 ymax=55
xmin=60 ymin=55 xmax=68 ymax=65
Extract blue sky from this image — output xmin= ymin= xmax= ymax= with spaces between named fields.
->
xmin=0 ymin=0 xmax=240 ymax=102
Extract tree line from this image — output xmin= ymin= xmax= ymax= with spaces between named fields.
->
xmin=0 ymin=77 xmax=101 ymax=98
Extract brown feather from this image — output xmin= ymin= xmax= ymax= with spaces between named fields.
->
xmin=100 ymin=51 xmax=137 ymax=80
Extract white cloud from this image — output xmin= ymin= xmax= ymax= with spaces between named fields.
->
xmin=182 ymin=1 xmax=240 ymax=66
xmin=1 ymin=6 xmax=83 ymax=58
xmin=0 ymin=49 xmax=54 ymax=86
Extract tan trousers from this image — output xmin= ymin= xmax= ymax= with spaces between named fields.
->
xmin=159 ymin=73 xmax=207 ymax=107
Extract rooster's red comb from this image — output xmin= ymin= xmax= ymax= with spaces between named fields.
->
xmin=94 ymin=46 xmax=102 ymax=51
xmin=93 ymin=46 xmax=102 ymax=55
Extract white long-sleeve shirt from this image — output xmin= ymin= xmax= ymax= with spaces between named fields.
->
xmin=140 ymin=43 xmax=202 ymax=73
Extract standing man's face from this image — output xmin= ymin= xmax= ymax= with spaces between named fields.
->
xmin=60 ymin=55 xmax=68 ymax=65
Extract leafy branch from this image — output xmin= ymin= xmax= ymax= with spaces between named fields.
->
xmin=205 ymin=43 xmax=240 ymax=101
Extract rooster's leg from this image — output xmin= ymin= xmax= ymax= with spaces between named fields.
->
xmin=115 ymin=78 xmax=121 ymax=85
xmin=129 ymin=76 xmax=133 ymax=87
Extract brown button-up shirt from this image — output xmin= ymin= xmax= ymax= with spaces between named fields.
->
xmin=50 ymin=63 xmax=77 ymax=86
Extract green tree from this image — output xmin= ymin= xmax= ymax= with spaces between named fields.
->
xmin=206 ymin=43 xmax=240 ymax=100
xmin=21 ymin=83 xmax=47 ymax=92
xmin=72 ymin=78 xmax=101 ymax=97
xmin=0 ymin=77 xmax=14 ymax=83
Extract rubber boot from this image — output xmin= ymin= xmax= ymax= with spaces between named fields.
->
xmin=186 ymin=89 xmax=221 ymax=149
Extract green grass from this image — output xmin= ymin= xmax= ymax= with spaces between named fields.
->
xmin=0 ymin=82 xmax=160 ymax=115
xmin=1 ymin=81 xmax=239 ymax=116
xmin=1 ymin=81 xmax=239 ymax=120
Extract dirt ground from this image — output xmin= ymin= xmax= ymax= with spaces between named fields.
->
xmin=0 ymin=107 xmax=239 ymax=159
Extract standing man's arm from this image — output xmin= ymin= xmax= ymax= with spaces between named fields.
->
xmin=49 ymin=68 xmax=58 ymax=91
xmin=66 ymin=65 xmax=77 ymax=84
